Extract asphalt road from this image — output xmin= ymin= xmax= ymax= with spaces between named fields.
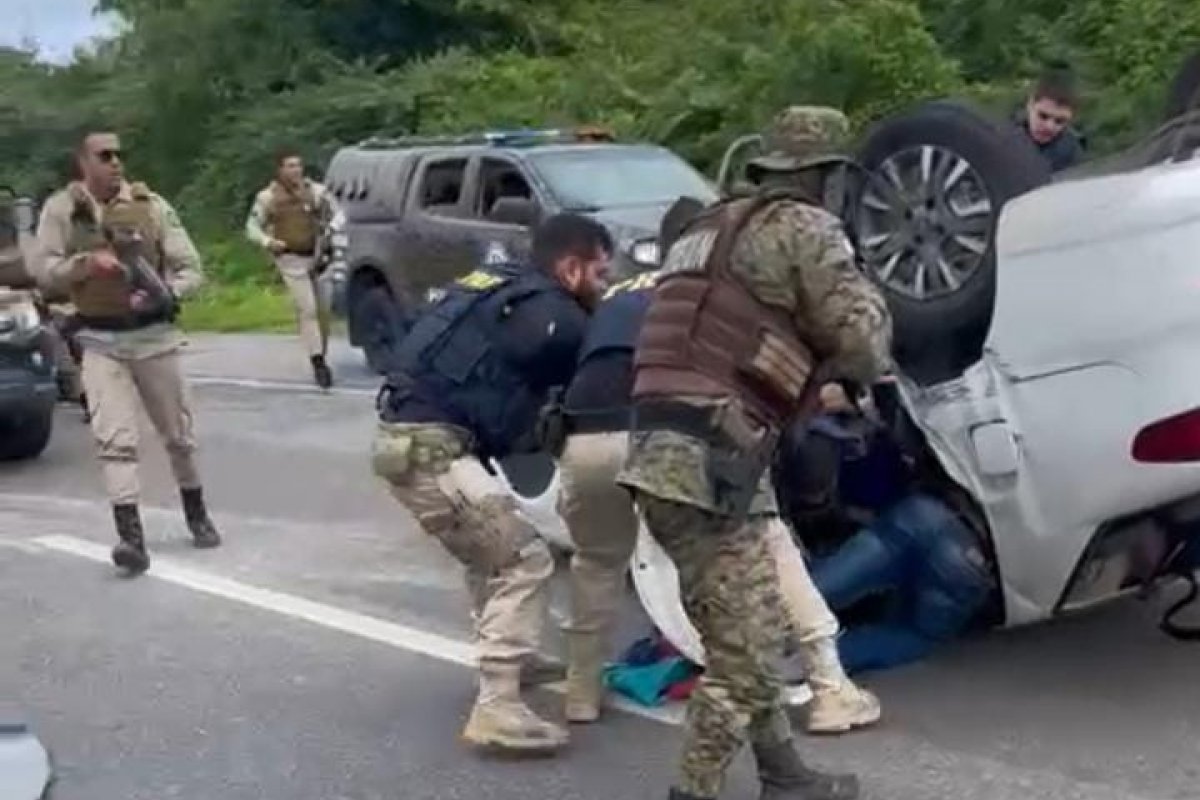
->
xmin=3 ymin=332 xmax=1200 ymax=800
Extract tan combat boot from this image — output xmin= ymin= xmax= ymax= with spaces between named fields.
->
xmin=801 ymin=639 xmax=881 ymax=735
xmin=462 ymin=663 xmax=569 ymax=755
xmin=564 ymin=632 xmax=607 ymax=723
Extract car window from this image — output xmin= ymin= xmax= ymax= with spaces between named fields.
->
xmin=417 ymin=157 xmax=468 ymax=216
xmin=529 ymin=147 xmax=717 ymax=210
xmin=475 ymin=157 xmax=534 ymax=221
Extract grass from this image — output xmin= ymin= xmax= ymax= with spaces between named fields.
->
xmin=178 ymin=282 xmax=299 ymax=333
xmin=178 ymin=238 xmax=346 ymax=334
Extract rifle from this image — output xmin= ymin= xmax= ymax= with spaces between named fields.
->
xmin=104 ymin=223 xmax=178 ymax=322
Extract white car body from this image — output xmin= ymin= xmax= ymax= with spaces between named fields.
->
xmin=495 ymin=151 xmax=1200 ymax=670
xmin=897 ymin=153 xmax=1200 ymax=627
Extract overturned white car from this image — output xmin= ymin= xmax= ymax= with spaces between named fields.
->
xmin=495 ymin=51 xmax=1200 ymax=668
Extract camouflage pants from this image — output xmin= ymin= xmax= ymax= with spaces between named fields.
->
xmin=372 ymin=421 xmax=554 ymax=669
xmin=635 ymin=491 xmax=793 ymax=799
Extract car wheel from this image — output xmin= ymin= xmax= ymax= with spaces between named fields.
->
xmin=349 ymin=283 xmax=410 ymax=375
xmin=1165 ymin=49 xmax=1200 ymax=121
xmin=0 ymin=404 xmax=53 ymax=461
xmin=849 ymin=100 xmax=1052 ymax=385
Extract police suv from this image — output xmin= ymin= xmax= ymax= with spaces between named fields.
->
xmin=322 ymin=127 xmax=716 ymax=373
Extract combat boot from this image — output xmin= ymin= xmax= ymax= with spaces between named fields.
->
xmin=754 ymin=740 xmax=860 ymax=800
xmin=311 ymin=355 xmax=333 ymax=390
xmin=461 ymin=663 xmax=568 ymax=756
xmin=564 ymin=631 xmax=607 ymax=723
xmin=667 ymin=789 xmax=713 ymax=800
xmin=520 ymin=652 xmax=567 ymax=687
xmin=181 ymin=487 xmax=222 ymax=549
xmin=111 ymin=504 xmax=150 ymax=575
xmin=800 ymin=639 xmax=880 ymax=734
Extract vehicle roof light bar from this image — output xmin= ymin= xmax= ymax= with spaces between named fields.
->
xmin=357 ymin=125 xmax=615 ymax=150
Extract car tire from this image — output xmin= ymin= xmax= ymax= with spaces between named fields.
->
xmin=349 ymin=283 xmax=410 ymax=375
xmin=0 ymin=404 xmax=53 ymax=461
xmin=849 ymin=100 xmax=1053 ymax=385
xmin=1165 ymin=49 xmax=1200 ymax=121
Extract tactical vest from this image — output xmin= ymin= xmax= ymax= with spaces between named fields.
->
xmin=576 ymin=270 xmax=659 ymax=367
xmin=632 ymin=193 xmax=817 ymax=432
xmin=385 ymin=265 xmax=568 ymax=459
xmin=67 ymin=183 xmax=170 ymax=329
xmin=268 ymin=182 xmax=318 ymax=254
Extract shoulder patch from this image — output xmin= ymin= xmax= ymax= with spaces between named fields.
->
xmin=129 ymin=181 xmax=152 ymax=201
xmin=455 ymin=269 xmax=509 ymax=291
xmin=602 ymin=269 xmax=659 ymax=300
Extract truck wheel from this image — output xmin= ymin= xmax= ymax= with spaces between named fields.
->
xmin=0 ymin=404 xmax=53 ymax=461
xmin=350 ymin=284 xmax=410 ymax=375
xmin=848 ymin=100 xmax=1052 ymax=385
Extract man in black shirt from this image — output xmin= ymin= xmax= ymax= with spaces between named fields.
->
xmin=1015 ymin=63 xmax=1087 ymax=173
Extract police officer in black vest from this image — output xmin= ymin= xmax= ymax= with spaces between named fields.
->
xmin=550 ymin=199 xmax=704 ymax=724
xmin=371 ymin=212 xmax=612 ymax=755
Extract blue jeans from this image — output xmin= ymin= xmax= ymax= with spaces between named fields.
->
xmin=811 ymin=494 xmax=994 ymax=673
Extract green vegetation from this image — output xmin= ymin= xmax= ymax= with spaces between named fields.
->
xmin=2 ymin=0 xmax=1196 ymax=330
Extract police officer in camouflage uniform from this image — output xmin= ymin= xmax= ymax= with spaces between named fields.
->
xmin=371 ymin=213 xmax=611 ymax=755
xmin=245 ymin=149 xmax=343 ymax=388
xmin=554 ymin=196 xmax=880 ymax=735
xmin=33 ymin=131 xmax=221 ymax=575
xmin=615 ymin=107 xmax=893 ymax=800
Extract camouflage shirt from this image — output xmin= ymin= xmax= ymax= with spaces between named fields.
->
xmin=616 ymin=198 xmax=893 ymax=517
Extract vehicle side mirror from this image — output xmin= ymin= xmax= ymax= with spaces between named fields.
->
xmin=489 ymin=197 xmax=540 ymax=228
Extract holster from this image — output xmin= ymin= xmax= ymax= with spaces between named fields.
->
xmin=632 ymin=398 xmax=780 ymax=521
xmin=535 ymin=387 xmax=569 ymax=458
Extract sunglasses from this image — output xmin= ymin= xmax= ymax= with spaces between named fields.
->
xmin=93 ymin=148 xmax=123 ymax=164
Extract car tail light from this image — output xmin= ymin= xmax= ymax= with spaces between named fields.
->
xmin=1132 ymin=407 xmax=1200 ymax=463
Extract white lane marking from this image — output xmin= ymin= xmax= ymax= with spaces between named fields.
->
xmin=187 ymin=375 xmax=377 ymax=397
xmin=31 ymin=533 xmax=685 ymax=726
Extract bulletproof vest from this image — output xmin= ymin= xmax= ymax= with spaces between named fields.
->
xmin=387 ymin=264 xmax=566 ymax=459
xmin=632 ymin=193 xmax=817 ymax=431
xmin=268 ymin=181 xmax=318 ymax=254
xmin=577 ymin=270 xmax=659 ymax=367
xmin=67 ymin=182 xmax=169 ymax=328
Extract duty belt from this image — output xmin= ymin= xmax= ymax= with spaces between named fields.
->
xmin=563 ymin=406 xmax=633 ymax=435
xmin=631 ymin=400 xmax=724 ymax=442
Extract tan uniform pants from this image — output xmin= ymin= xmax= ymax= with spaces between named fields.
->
xmin=557 ymin=431 xmax=839 ymax=648
xmin=81 ymin=348 xmax=200 ymax=505
xmin=275 ymin=254 xmax=329 ymax=358
xmin=558 ymin=432 xmax=641 ymax=645
xmin=384 ymin=439 xmax=554 ymax=668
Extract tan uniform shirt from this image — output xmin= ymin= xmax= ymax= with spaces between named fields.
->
xmin=32 ymin=181 xmax=205 ymax=360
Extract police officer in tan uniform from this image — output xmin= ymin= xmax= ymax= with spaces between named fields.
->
xmin=245 ymin=150 xmax=342 ymax=389
xmin=33 ymin=130 xmax=221 ymax=575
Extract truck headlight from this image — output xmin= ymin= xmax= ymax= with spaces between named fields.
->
xmin=630 ymin=239 xmax=660 ymax=267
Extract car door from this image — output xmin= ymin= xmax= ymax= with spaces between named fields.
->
xmin=400 ymin=153 xmax=485 ymax=300
xmin=459 ymin=154 xmax=542 ymax=269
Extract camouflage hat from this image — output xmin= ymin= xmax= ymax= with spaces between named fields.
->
xmin=748 ymin=106 xmax=852 ymax=174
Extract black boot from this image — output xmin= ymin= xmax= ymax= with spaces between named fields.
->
xmin=667 ymin=789 xmax=713 ymax=800
xmin=754 ymin=740 xmax=860 ymax=800
xmin=111 ymin=504 xmax=150 ymax=575
xmin=310 ymin=355 xmax=333 ymax=389
xmin=181 ymin=487 xmax=222 ymax=549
